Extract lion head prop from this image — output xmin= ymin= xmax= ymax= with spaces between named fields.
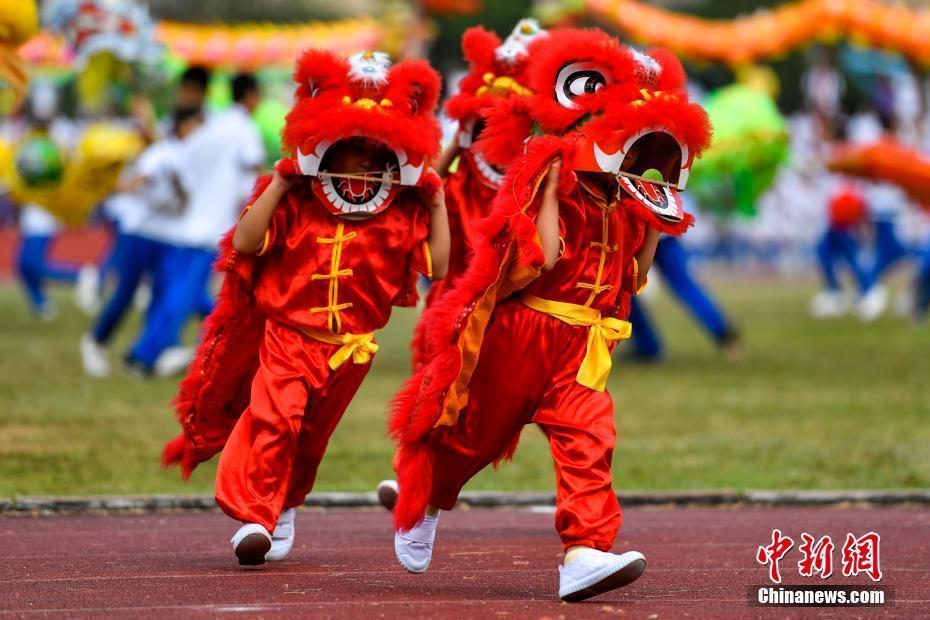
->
xmin=481 ymin=28 xmax=712 ymax=228
xmin=283 ymin=49 xmax=442 ymax=219
xmin=444 ymin=19 xmax=546 ymax=188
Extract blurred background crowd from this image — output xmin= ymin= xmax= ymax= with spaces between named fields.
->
xmin=4 ymin=0 xmax=930 ymax=378
xmin=1 ymin=0 xmax=928 ymax=498
xmin=0 ymin=0 xmax=930 ymax=498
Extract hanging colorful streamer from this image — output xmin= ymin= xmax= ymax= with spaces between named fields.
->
xmin=21 ymin=17 xmax=390 ymax=70
xmin=585 ymin=0 xmax=930 ymax=66
xmin=828 ymin=140 xmax=930 ymax=210
xmin=419 ymin=0 xmax=483 ymax=15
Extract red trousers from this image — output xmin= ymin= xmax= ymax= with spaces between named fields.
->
xmin=216 ymin=319 xmax=370 ymax=532
xmin=429 ymin=299 xmax=622 ymax=551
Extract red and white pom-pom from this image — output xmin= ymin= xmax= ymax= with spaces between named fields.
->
xmin=274 ymin=158 xmax=299 ymax=178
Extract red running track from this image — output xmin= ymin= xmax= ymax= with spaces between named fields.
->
xmin=0 ymin=507 xmax=927 ymax=618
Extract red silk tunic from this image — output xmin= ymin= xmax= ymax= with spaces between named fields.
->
xmin=249 ymin=186 xmax=431 ymax=335
xmin=443 ymin=152 xmax=498 ymax=282
xmin=523 ymin=176 xmax=643 ymax=314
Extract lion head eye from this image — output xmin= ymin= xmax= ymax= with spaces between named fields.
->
xmin=555 ymin=62 xmax=607 ymax=109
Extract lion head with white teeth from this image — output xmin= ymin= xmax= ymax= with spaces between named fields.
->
xmin=444 ymin=19 xmax=545 ymax=189
xmin=480 ymin=28 xmax=711 ymax=228
xmin=282 ymin=49 xmax=442 ymax=219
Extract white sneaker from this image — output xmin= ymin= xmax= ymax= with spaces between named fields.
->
xmin=856 ymin=285 xmax=888 ymax=322
xmin=394 ymin=511 xmax=439 ymax=573
xmin=80 ymin=333 xmax=111 ymax=378
xmin=153 ymin=346 xmax=195 ymax=377
xmin=265 ymin=508 xmax=296 ymax=561
xmin=558 ymin=548 xmax=646 ymax=602
xmin=809 ymin=290 xmax=849 ymax=318
xmin=74 ymin=265 xmax=100 ymax=316
xmin=377 ymin=479 xmax=398 ymax=511
xmin=231 ymin=523 xmax=272 ymax=566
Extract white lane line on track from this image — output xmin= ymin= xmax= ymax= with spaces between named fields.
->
xmin=2 ymin=566 xmax=926 ymax=585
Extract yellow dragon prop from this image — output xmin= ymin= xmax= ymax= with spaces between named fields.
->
xmin=0 ymin=1 xmax=143 ymax=226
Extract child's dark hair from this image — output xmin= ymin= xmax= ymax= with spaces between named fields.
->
xmin=231 ymin=73 xmax=259 ymax=103
xmin=172 ymin=105 xmax=203 ymax=135
xmin=180 ymin=66 xmax=211 ymax=91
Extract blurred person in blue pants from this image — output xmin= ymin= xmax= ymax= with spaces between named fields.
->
xmin=8 ymin=85 xmax=97 ymax=319
xmin=16 ymin=204 xmax=83 ymax=320
xmin=80 ymin=106 xmax=203 ymax=377
xmin=123 ymin=74 xmax=264 ymax=378
xmin=914 ymin=242 xmax=930 ymax=321
xmin=810 ymin=184 xmax=870 ymax=317
xmin=628 ymin=235 xmax=741 ymax=362
xmin=855 ymin=182 xmax=910 ymax=321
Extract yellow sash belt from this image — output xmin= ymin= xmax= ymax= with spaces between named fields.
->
xmin=521 ymin=294 xmax=632 ymax=391
xmin=302 ymin=328 xmax=379 ymax=371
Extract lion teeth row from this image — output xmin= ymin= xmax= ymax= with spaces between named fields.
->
xmin=321 ymin=176 xmax=391 ymax=214
xmin=474 ymin=152 xmax=504 ymax=186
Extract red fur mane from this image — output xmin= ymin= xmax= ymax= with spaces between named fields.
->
xmin=283 ymin=49 xmax=442 ymax=166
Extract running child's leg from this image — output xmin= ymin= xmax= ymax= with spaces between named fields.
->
xmin=815 ymin=231 xmax=842 ymax=292
xmin=626 ymin=297 xmax=663 ymax=361
xmin=395 ymin=303 xmax=550 ymax=573
xmin=282 ymin=360 xmax=371 ymax=510
xmin=16 ymin=234 xmax=52 ymax=314
xmin=249 ymin=352 xmax=370 ymax=562
xmin=427 ymin=305 xmax=550 ymax=511
xmin=215 ymin=322 xmax=326 ymax=533
xmin=91 ymin=234 xmax=158 ymax=345
xmin=533 ymin=383 xmax=620 ymax=552
xmin=534 ymin=380 xmax=646 ymax=601
xmin=655 ymin=236 xmax=734 ymax=346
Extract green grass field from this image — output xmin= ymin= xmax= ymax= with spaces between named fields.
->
xmin=0 ymin=277 xmax=928 ymax=500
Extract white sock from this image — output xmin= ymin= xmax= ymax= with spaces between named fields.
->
xmin=564 ymin=545 xmax=594 ymax=565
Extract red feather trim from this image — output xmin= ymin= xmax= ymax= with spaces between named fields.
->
xmin=461 ymin=26 xmax=500 ymax=70
xmin=476 ymin=97 xmax=534 ymax=168
xmin=283 ymin=50 xmax=442 ymax=166
xmin=647 ymin=47 xmax=688 ymax=94
xmin=622 ymin=198 xmax=695 ymax=237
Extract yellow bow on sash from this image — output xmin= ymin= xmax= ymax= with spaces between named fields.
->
xmin=302 ymin=329 xmax=379 ymax=371
xmin=521 ymin=294 xmax=632 ymax=391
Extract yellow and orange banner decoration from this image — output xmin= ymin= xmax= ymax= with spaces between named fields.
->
xmin=420 ymin=0 xmax=483 ymax=15
xmin=20 ymin=17 xmax=388 ymax=69
xmin=157 ymin=19 xmax=385 ymax=68
xmin=586 ymin=0 xmax=930 ymax=66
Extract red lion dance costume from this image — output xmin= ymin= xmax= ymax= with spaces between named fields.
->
xmin=411 ymin=19 xmax=545 ymax=368
xmin=162 ymin=50 xmax=442 ymax=561
xmin=442 ymin=18 xmax=546 ymax=278
xmin=390 ymin=28 xmax=710 ymax=597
